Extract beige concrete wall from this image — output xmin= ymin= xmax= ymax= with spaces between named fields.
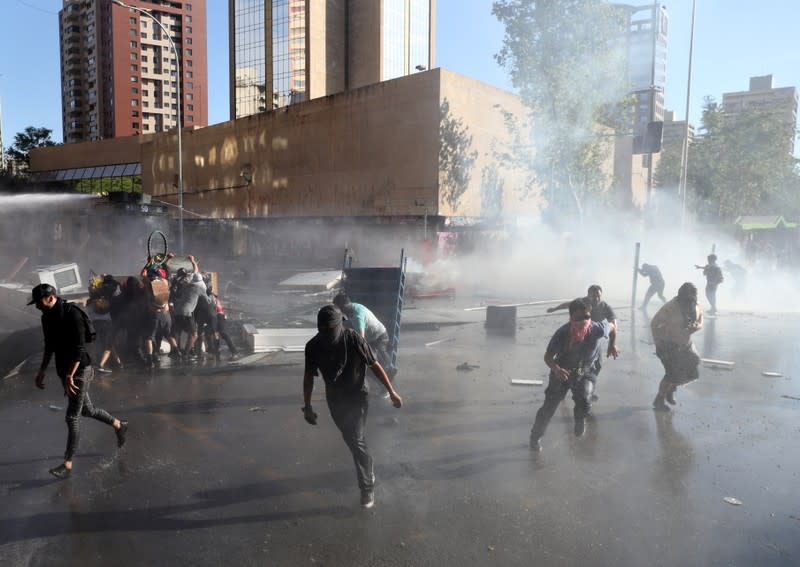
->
xmin=437 ymin=68 xmax=538 ymax=218
xmin=143 ymin=69 xmax=442 ymax=219
xmin=30 ymin=134 xmax=146 ymax=171
xmin=308 ymin=0 xmax=346 ymax=99
xmin=348 ymin=0 xmax=382 ymax=89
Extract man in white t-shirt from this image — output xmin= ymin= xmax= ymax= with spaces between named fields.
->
xmin=333 ymin=292 xmax=396 ymax=379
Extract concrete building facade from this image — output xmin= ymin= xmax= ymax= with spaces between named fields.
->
xmin=59 ymin=0 xmax=208 ymax=144
xmin=722 ymin=74 xmax=798 ymax=153
xmin=229 ymin=0 xmax=436 ymax=119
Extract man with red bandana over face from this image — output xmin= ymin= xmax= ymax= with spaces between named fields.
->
xmin=530 ymin=298 xmax=617 ymax=452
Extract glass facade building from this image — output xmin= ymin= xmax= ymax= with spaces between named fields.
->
xmin=230 ymin=0 xmax=434 ymax=119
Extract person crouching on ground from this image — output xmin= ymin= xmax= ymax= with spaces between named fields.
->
xmin=302 ymin=305 xmax=402 ymax=508
xmin=30 ymin=284 xmax=128 ymax=479
xmin=650 ymin=282 xmax=703 ymax=412
xmin=530 ymin=298 xmax=616 ymax=452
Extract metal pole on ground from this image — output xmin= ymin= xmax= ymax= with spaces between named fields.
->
xmin=631 ymin=242 xmax=641 ymax=308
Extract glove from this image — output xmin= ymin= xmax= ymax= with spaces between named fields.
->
xmin=302 ymin=405 xmax=318 ymax=425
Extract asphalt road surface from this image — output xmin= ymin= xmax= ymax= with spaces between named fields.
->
xmin=1 ymin=303 xmax=799 ymax=566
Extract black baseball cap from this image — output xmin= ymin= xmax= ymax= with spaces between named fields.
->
xmin=28 ymin=283 xmax=57 ymax=305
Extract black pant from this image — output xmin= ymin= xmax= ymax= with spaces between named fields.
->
xmin=705 ymin=284 xmax=718 ymax=312
xmin=642 ymin=283 xmax=666 ymax=308
xmin=327 ymin=393 xmax=374 ymax=491
xmin=63 ymin=367 xmax=116 ymax=460
xmin=530 ymin=372 xmax=595 ymax=441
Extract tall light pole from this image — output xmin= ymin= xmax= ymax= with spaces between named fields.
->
xmin=112 ymin=0 xmax=184 ymax=253
xmin=679 ymin=0 xmax=697 ymax=226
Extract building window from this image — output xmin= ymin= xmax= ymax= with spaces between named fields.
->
xmin=186 ymin=15 xmax=192 ymax=23
xmin=186 ymin=93 xmax=193 ymax=100
xmin=131 ymin=87 xmax=139 ymax=94
xmin=142 ymin=89 xmax=149 ymax=96
xmin=130 ymin=76 xmax=138 ymax=82
xmin=141 ymin=32 xmax=147 ymax=39
xmin=132 ymin=111 xmax=139 ymax=117
xmin=185 ymin=37 xmax=192 ymax=45
xmin=143 ymin=101 xmax=149 ymax=108
xmin=131 ymin=100 xmax=139 ymax=106
xmin=129 ymin=29 xmax=137 ymax=37
xmin=130 ymin=41 xmax=137 ymax=48
xmin=142 ymin=67 xmax=148 ymax=73
xmin=141 ymin=55 xmax=148 ymax=62
xmin=186 ymin=60 xmax=193 ymax=67
xmin=187 ymin=104 xmax=194 ymax=111
xmin=185 ymin=27 xmax=192 ymax=34
xmin=186 ymin=49 xmax=192 ymax=56
xmin=141 ymin=20 xmax=147 ymax=27
xmin=188 ymin=116 xmax=194 ymax=122
xmin=143 ymin=124 xmax=150 ymax=131
xmin=130 ymin=52 xmax=138 ymax=60
xmin=132 ymin=122 xmax=140 ymax=129
xmin=185 ymin=71 xmax=193 ymax=78
xmin=131 ymin=64 xmax=138 ymax=71
xmin=129 ymin=17 xmax=136 ymax=24
xmin=186 ymin=3 xmax=192 ymax=11
xmin=186 ymin=82 xmax=193 ymax=89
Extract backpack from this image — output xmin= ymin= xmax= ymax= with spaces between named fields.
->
xmin=67 ymin=302 xmax=97 ymax=343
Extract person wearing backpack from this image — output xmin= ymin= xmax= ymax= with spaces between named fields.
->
xmin=695 ymin=254 xmax=724 ymax=314
xmin=29 ymin=283 xmax=128 ymax=479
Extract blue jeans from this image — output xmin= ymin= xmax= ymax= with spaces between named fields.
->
xmin=327 ymin=393 xmax=374 ymax=491
xmin=63 ymin=367 xmax=116 ymax=460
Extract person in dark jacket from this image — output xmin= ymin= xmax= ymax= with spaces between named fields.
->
xmin=638 ymin=263 xmax=667 ymax=310
xmin=303 ymin=305 xmax=402 ymax=508
xmin=30 ymin=284 xmax=128 ymax=479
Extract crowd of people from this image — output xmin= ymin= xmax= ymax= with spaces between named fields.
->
xmin=84 ymin=253 xmax=239 ymax=372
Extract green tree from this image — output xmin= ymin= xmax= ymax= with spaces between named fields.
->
xmin=492 ymin=0 xmax=628 ymax=220
xmin=439 ymin=99 xmax=478 ymax=212
xmin=668 ymin=97 xmax=800 ymax=222
xmin=6 ymin=126 xmax=56 ymax=167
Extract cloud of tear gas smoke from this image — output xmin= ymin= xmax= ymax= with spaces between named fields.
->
xmin=414 ymin=191 xmax=800 ymax=314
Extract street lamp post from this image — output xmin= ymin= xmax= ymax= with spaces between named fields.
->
xmin=112 ymin=0 xmax=184 ymax=253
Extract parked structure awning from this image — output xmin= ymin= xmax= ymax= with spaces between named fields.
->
xmin=29 ymin=163 xmax=141 ymax=183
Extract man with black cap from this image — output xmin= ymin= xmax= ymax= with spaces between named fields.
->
xmin=303 ymin=305 xmax=402 ymax=508
xmin=30 ymin=283 xmax=128 ymax=479
xmin=651 ymin=282 xmax=704 ymax=411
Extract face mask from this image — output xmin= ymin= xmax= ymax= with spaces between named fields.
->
xmin=569 ymin=319 xmax=592 ymax=347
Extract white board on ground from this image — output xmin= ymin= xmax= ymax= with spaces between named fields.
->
xmin=511 ymin=379 xmax=544 ymax=386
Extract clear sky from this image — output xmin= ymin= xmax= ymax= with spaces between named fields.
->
xmin=2 ymin=0 xmax=800 ymax=145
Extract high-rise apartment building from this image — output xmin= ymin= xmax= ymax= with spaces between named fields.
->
xmin=59 ymin=0 xmax=207 ymax=144
xmin=229 ymin=0 xmax=435 ymax=120
xmin=723 ymin=75 xmax=798 ymax=153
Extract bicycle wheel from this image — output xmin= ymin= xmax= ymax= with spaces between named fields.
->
xmin=147 ymin=230 xmax=169 ymax=265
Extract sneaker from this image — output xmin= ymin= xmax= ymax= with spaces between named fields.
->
xmin=49 ymin=464 xmax=71 ymax=479
xmin=574 ymin=418 xmax=586 ymax=438
xmin=96 ymin=366 xmax=113 ymax=374
xmin=665 ymin=390 xmax=677 ymax=405
xmin=530 ymin=436 xmax=543 ymax=452
xmin=360 ymin=490 xmax=375 ymax=509
xmin=229 ymin=352 xmax=240 ymax=361
xmin=652 ymin=397 xmax=671 ymax=412
xmin=168 ymin=350 xmax=182 ymax=359
xmin=116 ymin=421 xmax=129 ymax=448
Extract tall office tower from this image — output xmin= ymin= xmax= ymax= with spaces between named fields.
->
xmin=59 ymin=0 xmax=207 ymax=144
xmin=229 ymin=0 xmax=436 ymax=120
xmin=615 ymin=3 xmax=668 ymax=145
xmin=723 ymin=75 xmax=798 ymax=154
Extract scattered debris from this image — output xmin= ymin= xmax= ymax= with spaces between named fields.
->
xmin=781 ymin=395 xmax=800 ymax=401
xmin=511 ymin=379 xmax=544 ymax=386
xmin=761 ymin=371 xmax=783 ymax=377
xmin=425 ymin=337 xmax=455 ymax=348
xmin=249 ymin=407 xmax=267 ymax=412
xmin=456 ymin=362 xmax=480 ymax=371
xmin=723 ymin=497 xmax=742 ymax=506
xmin=701 ymin=358 xmax=735 ymax=366
xmin=487 ymin=545 xmax=495 ymax=552
xmin=49 ymin=405 xmax=63 ymax=411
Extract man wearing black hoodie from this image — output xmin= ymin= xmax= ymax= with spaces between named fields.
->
xmin=303 ymin=305 xmax=402 ymax=509
xmin=30 ymin=284 xmax=128 ymax=479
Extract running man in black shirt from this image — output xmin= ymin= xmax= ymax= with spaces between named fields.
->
xmin=303 ymin=305 xmax=402 ymax=509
